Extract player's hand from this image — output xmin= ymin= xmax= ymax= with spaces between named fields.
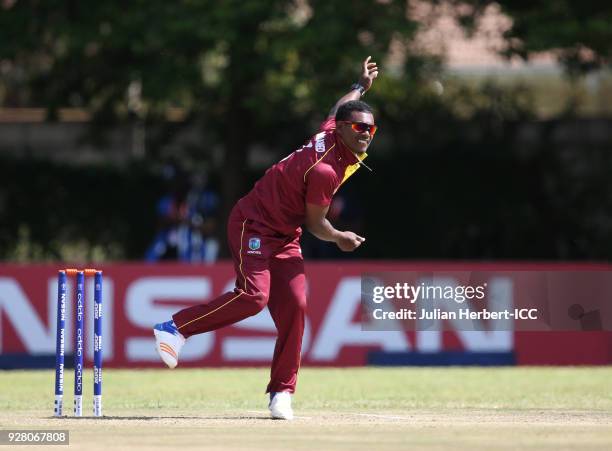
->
xmin=358 ymin=56 xmax=379 ymax=93
xmin=336 ymin=231 xmax=366 ymax=252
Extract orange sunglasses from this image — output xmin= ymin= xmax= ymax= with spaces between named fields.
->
xmin=339 ymin=121 xmax=378 ymax=136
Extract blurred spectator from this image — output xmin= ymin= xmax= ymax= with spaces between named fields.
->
xmin=185 ymin=172 xmax=220 ymax=263
xmin=145 ymin=165 xmax=219 ymax=263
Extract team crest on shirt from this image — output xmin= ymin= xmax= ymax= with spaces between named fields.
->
xmin=247 ymin=237 xmax=262 ymax=254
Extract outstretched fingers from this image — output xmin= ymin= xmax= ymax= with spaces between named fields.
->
xmin=363 ymin=55 xmax=372 ymax=71
xmin=365 ymin=58 xmax=378 ymax=79
xmin=360 ymin=56 xmax=379 ymax=91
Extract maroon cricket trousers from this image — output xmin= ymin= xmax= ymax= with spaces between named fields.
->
xmin=173 ymin=205 xmax=306 ymax=393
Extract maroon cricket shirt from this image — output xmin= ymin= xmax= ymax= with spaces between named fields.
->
xmin=237 ymin=117 xmax=367 ymax=237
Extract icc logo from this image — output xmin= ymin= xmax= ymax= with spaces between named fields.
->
xmin=248 ymin=237 xmax=261 ymax=251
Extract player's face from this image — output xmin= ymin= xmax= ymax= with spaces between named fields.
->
xmin=337 ymin=111 xmax=377 ymax=154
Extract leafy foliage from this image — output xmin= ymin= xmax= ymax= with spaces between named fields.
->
xmin=3 ymin=1 xmax=611 ymax=261
xmin=0 ymin=0 xmax=434 ymax=208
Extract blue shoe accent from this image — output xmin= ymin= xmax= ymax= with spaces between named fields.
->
xmin=154 ymin=320 xmax=180 ymax=336
xmin=269 ymin=391 xmax=291 ymax=403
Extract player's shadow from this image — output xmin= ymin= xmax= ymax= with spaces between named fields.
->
xmin=49 ymin=415 xmax=270 ymax=421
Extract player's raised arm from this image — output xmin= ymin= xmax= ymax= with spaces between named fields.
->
xmin=327 ymin=56 xmax=379 ymax=119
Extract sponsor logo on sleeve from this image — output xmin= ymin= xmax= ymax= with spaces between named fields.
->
xmin=315 ymin=133 xmax=327 ymax=153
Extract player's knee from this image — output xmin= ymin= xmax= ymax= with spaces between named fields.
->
xmin=293 ymin=295 xmax=307 ymax=314
xmin=249 ymin=290 xmax=269 ymax=313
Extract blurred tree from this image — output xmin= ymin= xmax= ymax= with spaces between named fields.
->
xmin=0 ymin=0 xmax=430 ymax=213
xmin=12 ymin=1 xmax=603 ymax=262
xmin=448 ymin=1 xmax=612 ymax=74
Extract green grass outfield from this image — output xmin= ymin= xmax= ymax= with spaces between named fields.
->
xmin=0 ymin=367 xmax=611 ymax=450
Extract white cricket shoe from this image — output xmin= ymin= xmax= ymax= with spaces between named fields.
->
xmin=269 ymin=392 xmax=294 ymax=420
xmin=153 ymin=320 xmax=185 ymax=369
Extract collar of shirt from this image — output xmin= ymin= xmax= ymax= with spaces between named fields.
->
xmin=334 ymin=131 xmax=368 ymax=164
xmin=333 ymin=132 xmax=368 ymax=185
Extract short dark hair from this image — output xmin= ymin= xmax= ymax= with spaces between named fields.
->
xmin=335 ymin=100 xmax=374 ymax=122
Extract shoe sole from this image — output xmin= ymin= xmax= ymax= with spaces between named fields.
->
xmin=269 ymin=406 xmax=294 ymax=420
xmin=270 ymin=414 xmax=294 ymax=420
xmin=270 ymin=413 xmax=294 ymax=420
xmin=153 ymin=329 xmax=178 ymax=369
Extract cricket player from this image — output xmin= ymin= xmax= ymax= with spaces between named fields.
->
xmin=154 ymin=56 xmax=379 ymax=420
